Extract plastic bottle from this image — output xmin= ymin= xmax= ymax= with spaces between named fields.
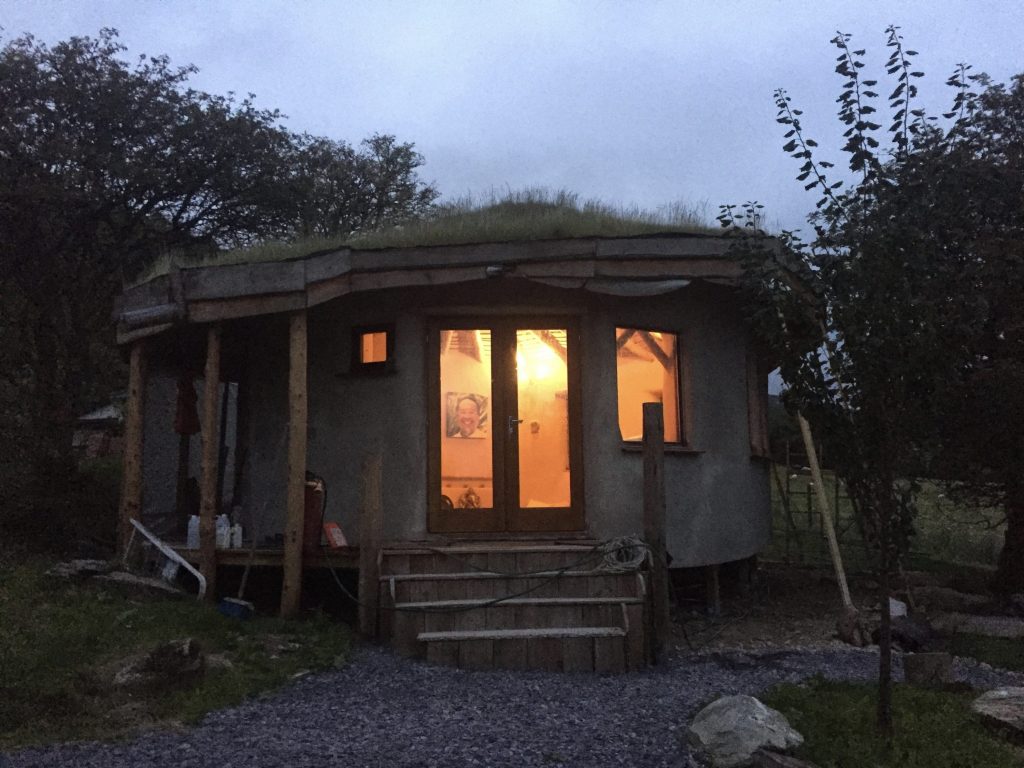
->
xmin=230 ymin=524 xmax=243 ymax=549
xmin=215 ymin=514 xmax=230 ymax=549
xmin=187 ymin=515 xmax=200 ymax=549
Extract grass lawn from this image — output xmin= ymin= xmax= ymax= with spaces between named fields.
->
xmin=763 ymin=678 xmax=1023 ymax=768
xmin=0 ymin=557 xmax=352 ymax=749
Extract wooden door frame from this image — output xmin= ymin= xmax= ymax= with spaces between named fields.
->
xmin=427 ymin=316 xmax=585 ymax=534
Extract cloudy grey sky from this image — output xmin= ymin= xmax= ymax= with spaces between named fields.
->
xmin=4 ymin=1 xmax=1022 ymax=232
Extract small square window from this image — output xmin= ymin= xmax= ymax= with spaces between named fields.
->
xmin=352 ymin=325 xmax=394 ymax=372
xmin=615 ymin=327 xmax=682 ymax=443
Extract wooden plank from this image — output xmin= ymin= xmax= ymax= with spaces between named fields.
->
xmin=303 ymin=248 xmax=352 ymax=284
xmin=593 ymin=258 xmax=742 ymax=279
xmin=118 ymin=341 xmax=147 ymax=555
xmin=562 ymin=637 xmax=595 ymax=673
xmin=183 ymin=260 xmax=306 ymax=301
xmin=458 ymin=639 xmax=494 ymax=670
xmin=493 ymin=638 xmax=528 ymax=670
xmin=594 ymin=237 xmax=729 ymax=258
xmin=624 ymin=603 xmax=646 ymax=670
xmin=198 ymin=327 xmax=221 ymax=602
xmin=643 ymin=402 xmax=670 ymax=663
xmin=418 ymin=627 xmax=624 ymax=642
xmin=526 ymin=637 xmax=562 ymax=672
xmin=395 ymin=597 xmax=642 ymax=610
xmin=188 ymin=294 xmax=306 ymax=324
xmin=357 ymin=450 xmax=384 ymax=636
xmin=425 ymin=640 xmax=459 ymax=667
xmin=280 ymin=311 xmax=308 ymax=618
xmin=594 ymin=636 xmax=626 ymax=674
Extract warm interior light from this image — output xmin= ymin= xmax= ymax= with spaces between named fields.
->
xmin=361 ymin=331 xmax=388 ymax=364
xmin=516 ymin=333 xmax=559 ymax=382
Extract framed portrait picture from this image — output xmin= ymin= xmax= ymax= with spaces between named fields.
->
xmin=445 ymin=392 xmax=489 ymax=438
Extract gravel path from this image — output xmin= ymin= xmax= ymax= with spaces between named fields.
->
xmin=7 ymin=647 xmax=1022 ymax=768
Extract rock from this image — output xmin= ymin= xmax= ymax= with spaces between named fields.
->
xmin=46 ymin=559 xmax=113 ymax=580
xmin=871 ymin=614 xmax=936 ymax=652
xmin=914 ymin=586 xmax=989 ymax=613
xmin=114 ymin=638 xmax=205 ymax=691
xmin=750 ymin=749 xmax=821 ymax=767
xmin=889 ymin=598 xmax=908 ymax=618
xmin=972 ymin=687 xmax=1024 ymax=743
xmin=836 ymin=607 xmax=870 ymax=647
xmin=687 ymin=695 xmax=803 ymax=768
xmin=93 ymin=570 xmax=186 ymax=598
xmin=206 ymin=652 xmax=234 ymax=671
xmin=904 ymin=652 xmax=952 ymax=687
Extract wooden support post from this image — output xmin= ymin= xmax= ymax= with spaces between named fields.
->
xmin=798 ymin=412 xmax=853 ymax=609
xmin=118 ymin=341 xmax=147 ymax=554
xmin=643 ymin=402 xmax=670 ymax=664
xmin=199 ymin=326 xmax=222 ymax=603
xmin=357 ymin=450 xmax=384 ymax=638
xmin=281 ymin=311 xmax=309 ymax=618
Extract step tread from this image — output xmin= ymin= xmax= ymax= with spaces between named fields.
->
xmin=418 ymin=626 xmax=627 ymax=642
xmin=383 ymin=543 xmax=599 ymax=556
xmin=396 ymin=596 xmax=642 ymax=609
xmin=379 ymin=569 xmax=629 ymax=582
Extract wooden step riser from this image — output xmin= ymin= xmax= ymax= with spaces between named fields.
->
xmin=423 ymin=634 xmax=635 ymax=673
xmin=382 ymin=550 xmax=605 ymax=576
xmin=383 ymin=573 xmax=641 ymax=604
xmin=388 ymin=603 xmax=645 ymax=664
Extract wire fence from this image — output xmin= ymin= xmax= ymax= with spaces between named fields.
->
xmin=763 ymin=440 xmax=1005 ymax=573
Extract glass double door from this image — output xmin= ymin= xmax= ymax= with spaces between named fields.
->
xmin=428 ymin=318 xmax=583 ymax=533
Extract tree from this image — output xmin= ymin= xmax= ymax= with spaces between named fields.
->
xmin=721 ymin=27 xmax=1023 ymax=735
xmin=292 ymin=134 xmax=439 ymax=238
xmin=0 ymin=30 xmax=438 ymax=536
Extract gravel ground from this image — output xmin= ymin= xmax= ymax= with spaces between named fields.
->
xmin=7 ymin=646 xmax=1022 ymax=768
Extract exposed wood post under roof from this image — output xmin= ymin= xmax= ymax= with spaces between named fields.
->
xmin=280 ymin=310 xmax=308 ymax=618
xmin=199 ymin=325 xmax=222 ymax=602
xmin=118 ymin=341 xmax=147 ymax=555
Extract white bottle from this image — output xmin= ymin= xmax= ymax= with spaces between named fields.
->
xmin=215 ymin=514 xmax=230 ymax=549
xmin=230 ymin=524 xmax=243 ymax=549
xmin=186 ymin=515 xmax=200 ymax=549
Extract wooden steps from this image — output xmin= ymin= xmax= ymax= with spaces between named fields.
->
xmin=377 ymin=543 xmax=648 ymax=672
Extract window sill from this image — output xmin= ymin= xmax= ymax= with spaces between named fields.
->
xmin=620 ymin=442 xmax=703 ymax=455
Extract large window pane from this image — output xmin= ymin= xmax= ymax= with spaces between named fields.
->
xmin=615 ymin=327 xmax=681 ymax=443
xmin=516 ymin=329 xmax=571 ymax=508
xmin=439 ymin=329 xmax=493 ymax=509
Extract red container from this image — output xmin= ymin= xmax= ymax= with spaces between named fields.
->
xmin=303 ymin=478 xmax=325 ymax=555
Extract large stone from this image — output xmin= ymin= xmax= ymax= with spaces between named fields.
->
xmin=114 ymin=638 xmax=205 ymax=691
xmin=687 ymin=695 xmax=804 ymax=768
xmin=836 ymin=607 xmax=870 ymax=647
xmin=972 ymin=687 xmax=1024 ymax=743
xmin=903 ymin=652 xmax=952 ymax=687
xmin=871 ymin=614 xmax=936 ymax=652
xmin=46 ymin=559 xmax=113 ymax=580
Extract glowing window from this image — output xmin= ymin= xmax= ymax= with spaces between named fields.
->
xmin=615 ymin=327 xmax=681 ymax=443
xmin=352 ymin=326 xmax=393 ymax=371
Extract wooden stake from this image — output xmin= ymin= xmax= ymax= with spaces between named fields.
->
xmin=357 ymin=449 xmax=384 ymax=638
xmin=643 ymin=402 xmax=670 ymax=663
xmin=705 ymin=564 xmax=722 ymax=616
xmin=797 ymin=412 xmax=853 ymax=609
xmin=281 ymin=311 xmax=308 ymax=618
xmin=118 ymin=341 xmax=147 ymax=554
xmin=199 ymin=325 xmax=222 ymax=602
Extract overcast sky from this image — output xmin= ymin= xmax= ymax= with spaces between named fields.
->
xmin=4 ymin=1 xmax=1023 ymax=232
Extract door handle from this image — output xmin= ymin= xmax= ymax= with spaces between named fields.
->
xmin=508 ymin=416 xmax=524 ymax=435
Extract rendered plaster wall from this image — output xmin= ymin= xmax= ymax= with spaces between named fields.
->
xmin=187 ymin=277 xmax=769 ymax=565
xmin=140 ymin=366 xmax=237 ymax=540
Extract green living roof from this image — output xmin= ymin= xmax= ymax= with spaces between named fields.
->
xmin=136 ymin=190 xmax=716 ymax=285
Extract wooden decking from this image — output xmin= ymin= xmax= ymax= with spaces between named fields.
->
xmin=172 ymin=545 xmax=359 ymax=569
xmin=378 ymin=541 xmax=648 ymax=672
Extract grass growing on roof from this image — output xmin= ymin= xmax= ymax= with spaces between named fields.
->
xmin=762 ymin=677 xmax=1021 ymax=768
xmin=0 ymin=557 xmax=352 ymax=748
xmin=130 ymin=189 xmax=712 ymax=285
xmin=344 ymin=188 xmax=713 ymax=249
